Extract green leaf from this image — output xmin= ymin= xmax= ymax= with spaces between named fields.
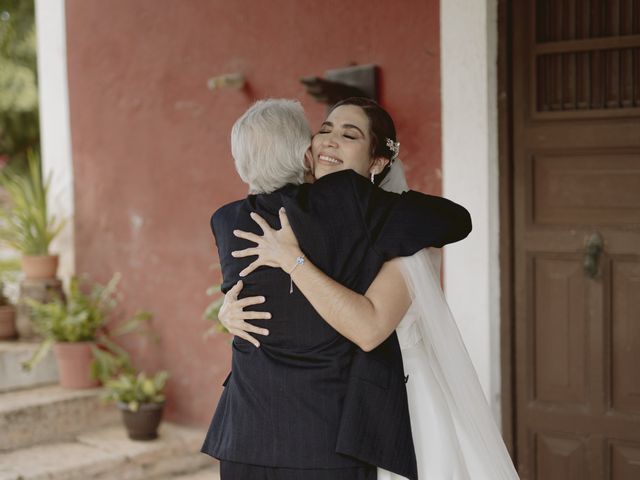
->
xmin=141 ymin=378 xmax=154 ymax=396
xmin=153 ymin=370 xmax=169 ymax=391
xmin=109 ymin=310 xmax=153 ymax=337
xmin=0 ymin=150 xmax=65 ymax=254
xmin=21 ymin=338 xmax=53 ymax=371
xmin=102 ymin=369 xmax=168 ymax=406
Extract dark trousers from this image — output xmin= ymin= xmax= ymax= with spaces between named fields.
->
xmin=219 ymin=460 xmax=377 ymax=480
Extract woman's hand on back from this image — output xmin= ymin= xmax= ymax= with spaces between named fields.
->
xmin=218 ymin=280 xmax=271 ymax=348
xmin=232 ymin=208 xmax=303 ymax=277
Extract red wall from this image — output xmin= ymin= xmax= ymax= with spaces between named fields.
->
xmin=65 ymin=0 xmax=441 ymax=426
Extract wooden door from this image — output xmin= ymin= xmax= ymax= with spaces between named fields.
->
xmin=511 ymin=1 xmax=640 ymax=479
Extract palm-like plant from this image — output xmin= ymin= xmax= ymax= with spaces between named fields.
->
xmin=22 ymin=272 xmax=154 ymax=381
xmin=0 ymin=150 xmax=66 ymax=255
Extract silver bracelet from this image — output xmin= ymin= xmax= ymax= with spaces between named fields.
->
xmin=288 ymin=256 xmax=305 ymax=294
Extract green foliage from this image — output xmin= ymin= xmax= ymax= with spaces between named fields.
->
xmin=0 ymin=256 xmax=20 ymax=305
xmin=0 ymin=150 xmax=66 ymax=255
xmin=26 ymin=274 xmax=121 ymax=343
xmin=202 ymin=281 xmax=226 ymax=338
xmin=102 ymin=370 xmax=169 ymax=412
xmin=90 ymin=310 xmax=155 ymax=382
xmin=22 ymin=273 xmax=155 ymax=380
xmin=0 ymin=0 xmax=39 ymax=161
xmin=0 ymin=256 xmax=20 ymax=274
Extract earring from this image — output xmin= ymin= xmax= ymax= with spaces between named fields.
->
xmin=370 ymin=172 xmax=375 ymax=183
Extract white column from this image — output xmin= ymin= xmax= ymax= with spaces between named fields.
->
xmin=440 ymin=0 xmax=501 ymax=421
xmin=35 ymin=0 xmax=74 ymax=286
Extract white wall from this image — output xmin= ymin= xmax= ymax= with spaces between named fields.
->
xmin=35 ymin=0 xmax=74 ymax=286
xmin=440 ymin=0 xmax=501 ymax=421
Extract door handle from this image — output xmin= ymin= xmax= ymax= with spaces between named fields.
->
xmin=583 ymin=232 xmax=603 ymax=278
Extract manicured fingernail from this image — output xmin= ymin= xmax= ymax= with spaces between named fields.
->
xmin=239 ymin=272 xmax=246 ymax=277
xmin=233 ymin=230 xmax=239 ymax=235
xmin=280 ymin=207 xmax=285 ymax=212
xmin=231 ymin=251 xmax=238 ymax=257
xmin=264 ymin=330 xmax=270 ymax=336
xmin=260 ymin=297 xmax=266 ymax=302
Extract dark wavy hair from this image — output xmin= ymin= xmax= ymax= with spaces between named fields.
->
xmin=327 ymin=97 xmax=397 ymax=185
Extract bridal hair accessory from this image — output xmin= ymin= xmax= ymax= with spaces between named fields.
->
xmin=385 ymin=138 xmax=400 ymax=161
xmin=288 ymin=255 xmax=305 ymax=294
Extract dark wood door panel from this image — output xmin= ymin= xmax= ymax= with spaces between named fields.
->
xmin=520 ymin=232 xmax=640 ymax=254
xmin=609 ymin=441 xmax=640 ymax=479
xmin=526 ymin=0 xmax=640 ymax=120
xmin=522 ymin=123 xmax=640 ymax=148
xmin=531 ymin=152 xmax=640 ymax=225
xmin=511 ymin=1 xmax=640 ymax=478
xmin=535 ymin=0 xmax=640 ymax=43
xmin=530 ymin=255 xmax=590 ymax=407
xmin=534 ymin=47 xmax=640 ymax=117
xmin=610 ymin=257 xmax=640 ymax=415
xmin=535 ymin=431 xmax=589 ymax=480
xmin=526 ymin=410 xmax=640 ymax=434
xmin=528 ymin=433 xmax=640 ymax=480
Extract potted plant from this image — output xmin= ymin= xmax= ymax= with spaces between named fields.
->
xmin=22 ymin=272 xmax=153 ymax=388
xmin=102 ymin=370 xmax=169 ymax=440
xmin=0 ymin=150 xmax=66 ymax=279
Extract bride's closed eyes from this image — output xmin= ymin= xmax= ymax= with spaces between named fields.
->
xmin=317 ymin=122 xmax=364 ymax=140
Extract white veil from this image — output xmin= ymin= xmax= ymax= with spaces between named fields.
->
xmin=379 ymin=158 xmax=410 ymax=193
xmin=380 ymin=160 xmax=519 ymax=479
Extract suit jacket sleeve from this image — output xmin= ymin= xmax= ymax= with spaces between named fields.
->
xmin=345 ymin=170 xmax=472 ymax=260
xmin=210 ymin=206 xmax=236 ymax=294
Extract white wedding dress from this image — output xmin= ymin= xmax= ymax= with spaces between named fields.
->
xmin=376 ymin=163 xmax=519 ymax=480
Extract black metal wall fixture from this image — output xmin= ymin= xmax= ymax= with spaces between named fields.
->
xmin=301 ymin=64 xmax=379 ymax=107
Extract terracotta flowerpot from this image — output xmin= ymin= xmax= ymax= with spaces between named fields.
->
xmin=118 ymin=402 xmax=164 ymax=440
xmin=21 ymin=255 xmax=59 ymax=280
xmin=0 ymin=305 xmax=16 ymax=339
xmin=53 ymin=341 xmax=100 ymax=389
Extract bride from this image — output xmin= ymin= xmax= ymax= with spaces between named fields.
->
xmin=219 ymin=97 xmax=519 ymax=479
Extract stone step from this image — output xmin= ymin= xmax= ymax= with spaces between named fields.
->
xmin=0 ymin=341 xmax=59 ymax=393
xmin=0 ymin=422 xmax=211 ymax=480
xmin=0 ymin=384 xmax=118 ymax=451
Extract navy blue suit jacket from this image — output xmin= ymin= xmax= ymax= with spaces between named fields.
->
xmin=201 ymin=170 xmax=471 ymax=479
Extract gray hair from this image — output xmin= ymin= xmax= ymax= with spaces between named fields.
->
xmin=231 ymin=99 xmax=311 ymax=194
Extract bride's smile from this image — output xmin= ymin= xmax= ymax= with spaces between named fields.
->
xmin=317 ymin=154 xmax=343 ymax=166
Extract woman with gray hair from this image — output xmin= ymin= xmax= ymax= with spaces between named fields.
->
xmin=215 ymin=97 xmax=519 ymax=479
